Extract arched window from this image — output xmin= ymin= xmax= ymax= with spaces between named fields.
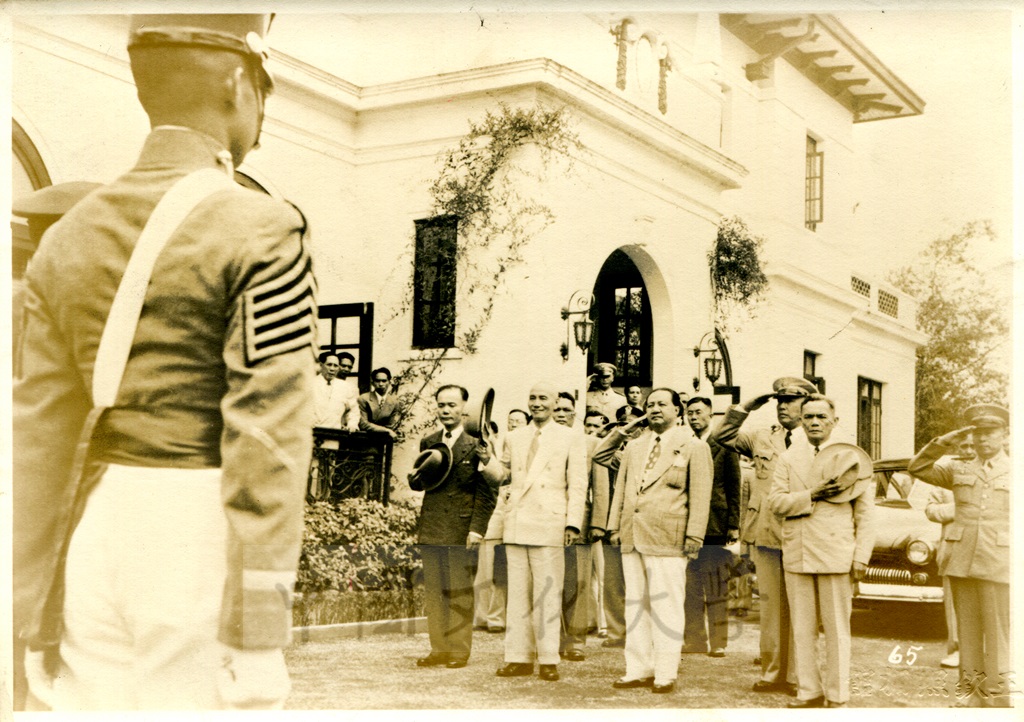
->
xmin=11 ymin=120 xmax=52 ymax=279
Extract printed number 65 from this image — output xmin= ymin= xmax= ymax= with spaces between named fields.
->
xmin=888 ymin=644 xmax=924 ymax=666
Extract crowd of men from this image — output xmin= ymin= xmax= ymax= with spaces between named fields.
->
xmin=10 ymin=12 xmax=1011 ymax=712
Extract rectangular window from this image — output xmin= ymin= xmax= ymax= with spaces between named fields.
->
xmin=857 ymin=376 xmax=883 ymax=459
xmin=803 ymin=350 xmax=825 ymax=393
xmin=412 ymin=216 xmax=457 ymax=349
xmin=805 ymin=135 xmax=823 ymax=231
xmin=851 ymin=276 xmax=870 ymax=297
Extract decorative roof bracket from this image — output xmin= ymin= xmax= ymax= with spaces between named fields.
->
xmin=744 ymin=20 xmax=817 ymax=81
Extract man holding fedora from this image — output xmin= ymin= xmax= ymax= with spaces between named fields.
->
xmin=908 ymin=404 xmax=1011 ymax=707
xmin=478 ymin=382 xmax=588 ymax=682
xmin=410 ymin=385 xmax=496 ymax=669
xmin=768 ymin=394 xmax=876 ymax=708
xmin=14 ymin=14 xmax=314 ymax=710
xmin=712 ymin=376 xmax=817 ymax=695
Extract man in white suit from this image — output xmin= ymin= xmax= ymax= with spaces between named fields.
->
xmin=594 ymin=388 xmax=714 ymax=694
xmin=768 ymin=395 xmax=876 ymax=709
xmin=480 ymin=383 xmax=588 ymax=682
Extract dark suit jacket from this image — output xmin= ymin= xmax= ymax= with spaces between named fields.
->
xmin=358 ymin=391 xmax=400 ymax=434
xmin=702 ymin=433 xmax=742 ymax=545
xmin=416 ymin=429 xmax=497 ymax=546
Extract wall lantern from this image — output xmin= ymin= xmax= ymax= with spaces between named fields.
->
xmin=560 ymin=290 xmax=595 ymax=361
xmin=693 ymin=331 xmax=723 ymax=390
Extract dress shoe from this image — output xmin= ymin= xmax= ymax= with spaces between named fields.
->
xmin=416 ymin=653 xmax=448 ymax=667
xmin=752 ymin=680 xmax=786 ymax=693
xmin=752 ymin=656 xmax=762 ymax=665
xmin=783 ymin=682 xmax=798 ymax=697
xmin=787 ymin=696 xmax=825 ymax=708
xmin=495 ymin=662 xmax=534 ymax=677
xmin=561 ymin=648 xmax=585 ymax=662
xmin=652 ymin=681 xmax=676 ymax=694
xmin=446 ymin=659 xmax=468 ymax=669
xmin=708 ymin=648 xmax=726 ymax=658
xmin=825 ymin=701 xmax=847 ymax=708
xmin=539 ymin=664 xmax=560 ymax=681
xmin=486 ymin=626 xmax=505 ymax=634
xmin=601 ymin=638 xmax=625 ymax=648
xmin=612 ymin=677 xmax=654 ymax=689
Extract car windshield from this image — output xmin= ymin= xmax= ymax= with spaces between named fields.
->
xmin=874 ymin=468 xmax=928 ymax=509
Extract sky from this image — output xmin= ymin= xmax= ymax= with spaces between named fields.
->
xmin=839 ymin=10 xmax=1015 ymax=283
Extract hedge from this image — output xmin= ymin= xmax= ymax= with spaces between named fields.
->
xmin=298 ymin=498 xmax=421 ymax=593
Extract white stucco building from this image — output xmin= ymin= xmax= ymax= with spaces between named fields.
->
xmin=10 ymin=12 xmax=928 ymax=480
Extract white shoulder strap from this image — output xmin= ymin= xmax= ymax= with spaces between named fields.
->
xmin=92 ymin=168 xmax=235 ymax=407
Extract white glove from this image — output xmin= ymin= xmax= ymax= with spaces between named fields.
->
xmin=216 ymin=645 xmax=291 ymax=710
xmin=24 ymin=649 xmax=58 ymax=710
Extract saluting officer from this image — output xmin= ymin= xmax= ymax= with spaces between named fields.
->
xmin=908 ymin=404 xmax=1011 ymax=708
xmin=13 ymin=14 xmax=316 ymax=710
xmin=711 ymin=376 xmax=817 ymax=696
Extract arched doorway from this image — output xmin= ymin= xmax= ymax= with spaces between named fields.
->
xmin=588 ymin=249 xmax=653 ymax=389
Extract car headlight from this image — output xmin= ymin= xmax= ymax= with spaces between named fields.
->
xmin=906 ymin=539 xmax=933 ymax=566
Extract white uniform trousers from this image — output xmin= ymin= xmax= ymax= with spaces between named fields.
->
xmin=55 ymin=464 xmax=228 ymax=710
xmin=751 ymin=545 xmax=796 ymax=685
xmin=621 ymin=551 xmax=687 ymax=685
xmin=504 ymin=545 xmax=564 ymax=665
xmin=785 ymin=571 xmax=852 ymax=704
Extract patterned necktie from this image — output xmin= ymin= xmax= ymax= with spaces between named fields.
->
xmin=785 ymin=430 xmax=792 ymax=448
xmin=645 ymin=435 xmax=662 ymax=474
xmin=526 ymin=429 xmax=540 ymax=471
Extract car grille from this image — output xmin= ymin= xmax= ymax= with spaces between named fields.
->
xmin=864 ymin=567 xmax=913 ymax=585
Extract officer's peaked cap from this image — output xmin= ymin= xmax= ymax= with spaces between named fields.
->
xmin=772 ymin=376 xmax=818 ymax=398
xmin=128 ymin=14 xmax=274 ymax=91
xmin=965 ymin=403 xmax=1009 ymax=429
xmin=12 ymin=182 xmax=101 ymax=220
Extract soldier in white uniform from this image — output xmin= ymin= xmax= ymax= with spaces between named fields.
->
xmin=13 ymin=14 xmax=315 ymax=710
xmin=909 ymin=404 xmax=1011 ymax=708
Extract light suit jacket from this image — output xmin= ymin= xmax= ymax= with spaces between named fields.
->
xmin=768 ymin=439 xmax=876 ymax=574
xmin=481 ymin=421 xmax=588 ymax=547
xmin=599 ymin=426 xmax=714 ymax=557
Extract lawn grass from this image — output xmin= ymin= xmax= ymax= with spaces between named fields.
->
xmin=285 ymin=600 xmax=963 ymax=709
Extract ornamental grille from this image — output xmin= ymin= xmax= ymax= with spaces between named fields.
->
xmin=878 ymin=289 xmax=899 ymax=318
xmin=851 ymin=276 xmax=871 ymax=297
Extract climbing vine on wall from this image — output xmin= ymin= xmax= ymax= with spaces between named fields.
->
xmin=710 ymin=216 xmax=769 ymax=336
xmin=385 ymin=103 xmax=581 ymax=442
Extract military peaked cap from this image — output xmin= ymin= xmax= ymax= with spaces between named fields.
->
xmin=772 ymin=376 xmax=818 ymax=398
xmin=965 ymin=404 xmax=1009 ymax=429
xmin=12 ymin=182 xmax=101 ymax=220
xmin=128 ymin=14 xmax=274 ymax=93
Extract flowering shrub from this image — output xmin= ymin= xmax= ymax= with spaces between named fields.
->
xmin=298 ymin=498 xmax=421 ymax=592
xmin=710 ymin=216 xmax=769 ymax=335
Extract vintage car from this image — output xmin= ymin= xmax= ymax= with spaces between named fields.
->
xmin=854 ymin=457 xmax=944 ymax=604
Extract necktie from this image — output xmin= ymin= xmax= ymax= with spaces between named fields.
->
xmin=526 ymin=430 xmax=540 ymax=471
xmin=785 ymin=430 xmax=792 ymax=448
xmin=445 ymin=430 xmax=453 ymax=449
xmin=645 ymin=435 xmax=662 ymax=474
xmin=813 ymin=445 xmax=820 ymax=456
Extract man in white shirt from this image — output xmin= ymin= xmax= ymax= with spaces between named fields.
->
xmin=312 ymin=352 xmax=359 ymax=432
